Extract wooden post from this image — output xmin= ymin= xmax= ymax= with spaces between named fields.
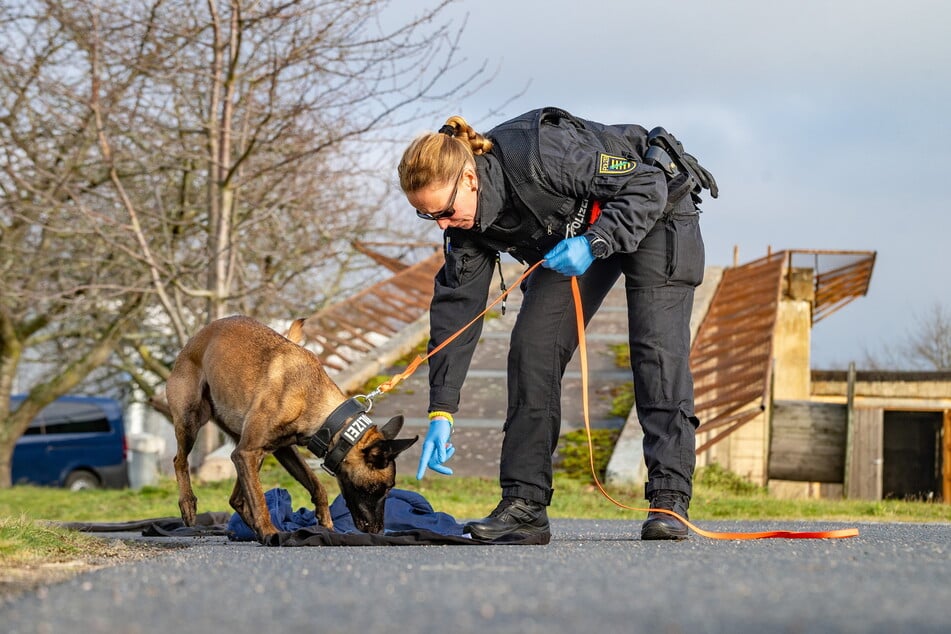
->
xmin=843 ymin=362 xmax=856 ymax=498
xmin=944 ymin=410 xmax=951 ymax=504
xmin=847 ymin=408 xmax=884 ymax=500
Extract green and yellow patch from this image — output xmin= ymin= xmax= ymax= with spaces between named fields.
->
xmin=598 ymin=153 xmax=637 ymax=175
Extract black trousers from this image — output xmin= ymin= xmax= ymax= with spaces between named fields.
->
xmin=500 ymin=211 xmax=704 ymax=505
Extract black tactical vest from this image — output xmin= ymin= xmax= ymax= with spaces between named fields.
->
xmin=477 ymin=109 xmax=590 ymax=263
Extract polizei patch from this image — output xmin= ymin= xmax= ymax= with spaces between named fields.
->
xmin=598 ymin=153 xmax=637 ymax=175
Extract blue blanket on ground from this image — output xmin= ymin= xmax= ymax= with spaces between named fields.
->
xmin=227 ymin=487 xmax=466 ymax=542
xmin=61 ymin=488 xmax=549 ymax=546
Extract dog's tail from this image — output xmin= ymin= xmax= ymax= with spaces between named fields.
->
xmin=283 ymin=318 xmax=306 ymax=345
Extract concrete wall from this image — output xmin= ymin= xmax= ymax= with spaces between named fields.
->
xmin=813 ymin=375 xmax=951 ymax=410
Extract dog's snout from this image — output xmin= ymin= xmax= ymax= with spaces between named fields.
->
xmin=353 ymin=515 xmax=384 ymax=534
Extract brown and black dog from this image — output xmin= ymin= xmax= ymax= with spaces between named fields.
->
xmin=166 ymin=315 xmax=417 ymax=543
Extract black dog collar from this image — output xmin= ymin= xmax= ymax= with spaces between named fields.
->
xmin=307 ymin=397 xmax=374 ymax=476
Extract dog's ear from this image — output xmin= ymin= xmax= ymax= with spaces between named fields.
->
xmin=283 ymin=318 xmax=306 ymax=345
xmin=378 ymin=415 xmax=405 ymax=440
xmin=363 ymin=436 xmax=419 ymax=470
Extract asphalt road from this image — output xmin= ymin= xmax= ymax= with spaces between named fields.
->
xmin=2 ymin=519 xmax=949 ymax=633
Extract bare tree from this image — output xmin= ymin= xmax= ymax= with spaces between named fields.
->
xmin=0 ymin=0 xmax=489 ymax=487
xmin=905 ymin=303 xmax=951 ymax=370
xmin=861 ymin=302 xmax=951 ymax=371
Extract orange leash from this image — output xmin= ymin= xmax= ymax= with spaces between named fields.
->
xmin=568 ymin=276 xmax=858 ymax=540
xmin=368 ymin=259 xmax=858 ymax=540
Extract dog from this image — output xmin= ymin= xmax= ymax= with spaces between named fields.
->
xmin=166 ymin=315 xmax=417 ymax=543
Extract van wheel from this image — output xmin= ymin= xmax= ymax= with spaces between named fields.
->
xmin=65 ymin=470 xmax=100 ymax=491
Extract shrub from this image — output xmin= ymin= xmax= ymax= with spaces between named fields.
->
xmin=694 ymin=462 xmax=764 ymax=495
xmin=555 ymin=428 xmax=621 ymax=483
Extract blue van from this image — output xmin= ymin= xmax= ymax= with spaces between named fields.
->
xmin=11 ymin=395 xmax=129 ymax=490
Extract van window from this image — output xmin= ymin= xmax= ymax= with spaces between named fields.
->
xmin=36 ymin=401 xmax=113 ymax=435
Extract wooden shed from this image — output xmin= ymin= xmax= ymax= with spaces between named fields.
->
xmin=800 ymin=368 xmax=951 ymax=502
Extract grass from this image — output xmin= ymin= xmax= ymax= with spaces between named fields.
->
xmin=0 ymin=516 xmax=98 ymax=562
xmin=3 ymin=460 xmax=950 ymax=531
xmin=0 ymin=514 xmax=162 ymax=596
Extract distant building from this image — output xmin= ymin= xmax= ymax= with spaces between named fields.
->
xmin=689 ymin=249 xmax=951 ymax=502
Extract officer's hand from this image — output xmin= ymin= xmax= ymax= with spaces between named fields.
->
xmin=416 ymin=417 xmax=455 ymax=479
xmin=543 ymin=236 xmax=594 ymax=276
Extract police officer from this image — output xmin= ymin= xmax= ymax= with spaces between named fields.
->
xmin=398 ymin=107 xmax=716 ymax=541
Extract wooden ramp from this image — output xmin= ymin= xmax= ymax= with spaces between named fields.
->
xmin=690 ymin=249 xmax=876 ymax=454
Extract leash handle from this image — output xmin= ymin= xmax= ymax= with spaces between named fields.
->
xmin=568 ymin=276 xmax=858 ymax=540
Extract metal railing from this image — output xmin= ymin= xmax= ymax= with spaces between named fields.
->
xmin=787 ymin=249 xmax=877 ymax=323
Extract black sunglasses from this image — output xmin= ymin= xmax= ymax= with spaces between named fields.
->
xmin=415 ymin=165 xmax=467 ymax=221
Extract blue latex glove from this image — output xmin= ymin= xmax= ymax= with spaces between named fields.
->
xmin=416 ymin=417 xmax=455 ymax=479
xmin=543 ymin=235 xmax=595 ymax=276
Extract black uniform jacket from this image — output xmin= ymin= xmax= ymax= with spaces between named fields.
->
xmin=427 ymin=108 xmax=671 ymax=413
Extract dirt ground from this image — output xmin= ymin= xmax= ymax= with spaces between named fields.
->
xmin=0 ymin=538 xmax=167 ymax=606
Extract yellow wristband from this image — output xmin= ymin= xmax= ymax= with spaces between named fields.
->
xmin=428 ymin=411 xmax=454 ymax=426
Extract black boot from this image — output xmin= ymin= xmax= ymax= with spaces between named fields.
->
xmin=641 ymin=490 xmax=690 ymax=540
xmin=464 ymin=497 xmax=551 ymax=543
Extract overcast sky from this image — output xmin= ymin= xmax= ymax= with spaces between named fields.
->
xmin=392 ymin=0 xmax=950 ymax=369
